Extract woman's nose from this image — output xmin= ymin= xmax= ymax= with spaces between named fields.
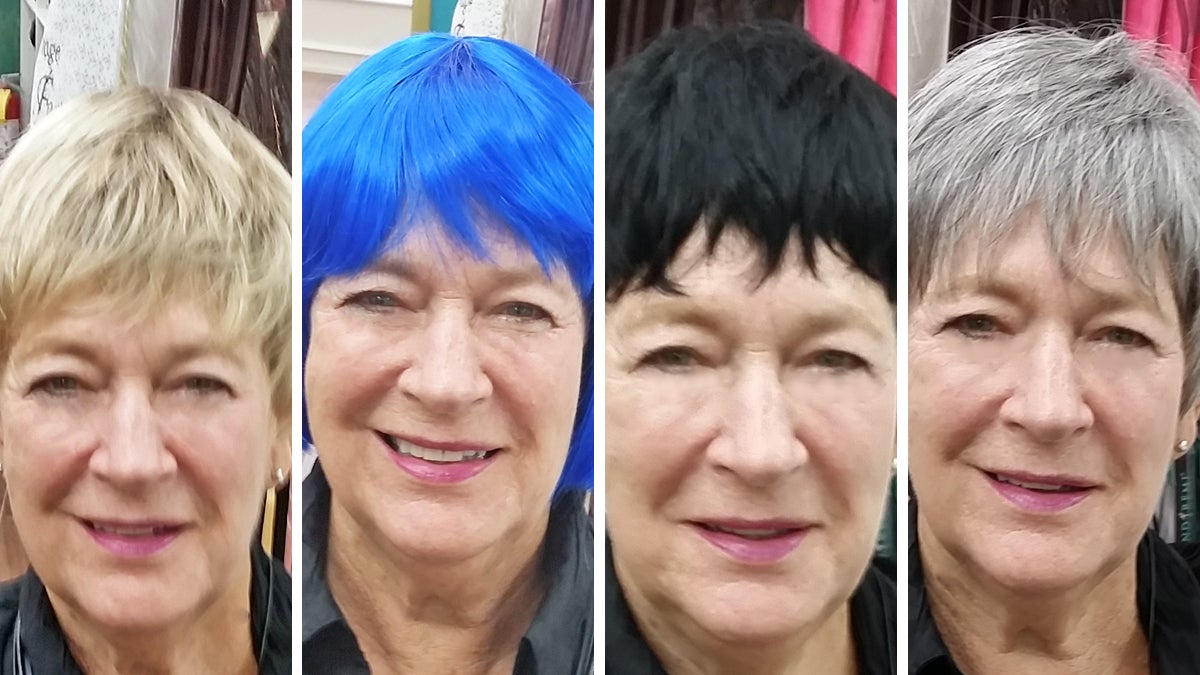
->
xmin=999 ymin=331 xmax=1094 ymax=444
xmin=91 ymin=388 xmax=176 ymax=485
xmin=395 ymin=311 xmax=492 ymax=414
xmin=708 ymin=362 xmax=809 ymax=485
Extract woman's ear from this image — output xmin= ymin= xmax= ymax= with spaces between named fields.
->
xmin=1175 ymin=399 xmax=1200 ymax=456
xmin=268 ymin=414 xmax=292 ymax=488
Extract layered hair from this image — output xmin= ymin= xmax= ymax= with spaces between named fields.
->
xmin=302 ymin=33 xmax=594 ymax=494
xmin=0 ymin=88 xmax=292 ymax=416
xmin=910 ymin=29 xmax=1200 ymax=406
xmin=606 ymin=20 xmax=896 ymax=303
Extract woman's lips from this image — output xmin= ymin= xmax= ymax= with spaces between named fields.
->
xmin=983 ymin=469 xmax=1096 ymax=513
xmin=376 ymin=431 xmax=500 ymax=484
xmin=80 ymin=519 xmax=184 ymax=558
xmin=691 ymin=519 xmax=812 ymax=564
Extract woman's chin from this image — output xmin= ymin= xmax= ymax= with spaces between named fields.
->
xmin=971 ymin=548 xmax=1105 ymax=597
xmin=682 ymin=589 xmax=833 ymax=647
xmin=381 ymin=519 xmax=511 ymax=563
xmin=68 ymin=587 xmax=196 ymax=634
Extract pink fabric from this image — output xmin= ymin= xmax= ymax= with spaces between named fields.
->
xmin=1124 ymin=0 xmax=1200 ymax=92
xmin=803 ymin=0 xmax=897 ymax=94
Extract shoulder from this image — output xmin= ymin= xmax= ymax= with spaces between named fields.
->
xmin=1168 ymin=541 xmax=1200 ymax=581
xmin=0 ymin=576 xmax=18 ymax=633
xmin=849 ymin=558 xmax=897 ymax=675
xmin=253 ymin=548 xmax=292 ymax=675
xmin=869 ymin=555 xmax=897 ymax=585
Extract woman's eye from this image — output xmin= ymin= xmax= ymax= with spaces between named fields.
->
xmin=183 ymin=377 xmax=231 ymax=396
xmin=811 ymin=350 xmax=868 ymax=371
xmin=31 ymin=375 xmax=80 ymax=397
xmin=948 ymin=314 xmax=999 ymax=337
xmin=1100 ymin=327 xmax=1151 ymax=348
xmin=639 ymin=347 xmax=701 ymax=371
xmin=344 ymin=290 xmax=401 ymax=310
xmin=498 ymin=302 xmax=550 ymax=322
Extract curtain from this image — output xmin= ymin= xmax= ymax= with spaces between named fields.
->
xmin=806 ymin=0 xmax=896 ymax=92
xmin=607 ymin=0 xmax=801 ymax=68
xmin=605 ymin=0 xmax=895 ymax=93
xmin=237 ymin=0 xmax=291 ymax=166
xmin=946 ymin=1 xmax=1123 ymax=53
xmin=172 ymin=0 xmax=290 ymax=165
xmin=1124 ymin=0 xmax=1200 ymax=93
xmin=538 ymin=0 xmax=594 ymax=102
xmin=172 ymin=0 xmax=256 ymax=114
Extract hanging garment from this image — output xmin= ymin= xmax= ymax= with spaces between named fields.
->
xmin=538 ymin=0 xmax=594 ymax=102
xmin=606 ymin=0 xmax=896 ymax=93
xmin=173 ymin=0 xmax=257 ymax=116
xmin=1124 ymin=0 xmax=1200 ymax=93
xmin=806 ymin=0 xmax=896 ymax=93
xmin=909 ymin=0 xmax=950 ymax=92
xmin=946 ymin=1 xmax=1123 ymax=54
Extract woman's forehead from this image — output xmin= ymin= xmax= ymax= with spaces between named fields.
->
xmin=923 ymin=223 xmax=1173 ymax=311
xmin=360 ymin=224 xmax=575 ymax=288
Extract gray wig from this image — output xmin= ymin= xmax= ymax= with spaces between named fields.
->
xmin=910 ymin=29 xmax=1200 ymax=406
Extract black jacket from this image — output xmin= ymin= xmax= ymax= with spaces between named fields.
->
xmin=910 ymin=530 xmax=1200 ymax=674
xmin=302 ymin=462 xmax=594 ymax=674
xmin=606 ymin=543 xmax=898 ymax=675
xmin=0 ymin=545 xmax=290 ymax=675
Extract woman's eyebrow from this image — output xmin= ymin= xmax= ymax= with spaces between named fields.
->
xmin=925 ymin=272 xmax=1170 ymax=320
xmin=10 ymin=337 xmax=100 ymax=364
xmin=12 ymin=337 xmax=248 ymax=371
xmin=923 ymin=273 xmax=1017 ymax=302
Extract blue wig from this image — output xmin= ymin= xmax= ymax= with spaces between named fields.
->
xmin=302 ymin=33 xmax=594 ymax=496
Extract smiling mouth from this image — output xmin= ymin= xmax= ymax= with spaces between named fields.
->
xmin=986 ymin=472 xmax=1093 ymax=493
xmin=377 ymin=432 xmax=499 ymax=464
xmin=82 ymin=521 xmax=184 ymax=537
xmin=695 ymin=523 xmax=807 ymax=540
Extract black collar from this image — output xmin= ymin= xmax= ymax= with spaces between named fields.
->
xmin=5 ymin=545 xmax=290 ymax=675
xmin=606 ymin=541 xmax=897 ymax=675
xmin=910 ymin=527 xmax=1200 ymax=674
xmin=301 ymin=461 xmax=594 ymax=674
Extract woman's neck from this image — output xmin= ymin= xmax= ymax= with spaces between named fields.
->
xmin=618 ymin=564 xmax=857 ymax=675
xmin=47 ymin=563 xmax=256 ymax=675
xmin=919 ymin=518 xmax=1149 ymax=674
xmin=326 ymin=500 xmax=549 ymax=675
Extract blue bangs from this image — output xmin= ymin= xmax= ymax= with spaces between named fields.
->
xmin=302 ymin=33 xmax=595 ymax=495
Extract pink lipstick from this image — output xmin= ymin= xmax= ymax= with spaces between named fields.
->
xmin=985 ymin=470 xmax=1094 ymax=513
xmin=378 ymin=432 xmax=499 ymax=484
xmin=82 ymin=520 xmax=182 ymax=558
xmin=692 ymin=519 xmax=811 ymax=564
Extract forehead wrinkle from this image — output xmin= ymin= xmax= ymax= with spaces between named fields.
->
xmin=926 ymin=236 xmax=1173 ymax=324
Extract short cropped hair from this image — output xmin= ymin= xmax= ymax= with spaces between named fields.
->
xmin=0 ymin=88 xmax=292 ymax=416
xmin=910 ymin=30 xmax=1200 ymax=406
xmin=302 ymin=33 xmax=594 ymax=494
xmin=606 ymin=20 xmax=896 ymax=302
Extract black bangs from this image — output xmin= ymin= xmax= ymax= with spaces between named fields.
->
xmin=605 ymin=20 xmax=896 ymax=302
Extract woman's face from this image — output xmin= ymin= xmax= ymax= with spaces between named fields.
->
xmin=910 ymin=221 xmax=1198 ymax=593
xmin=305 ymin=226 xmax=586 ymax=562
xmin=0 ymin=299 xmax=286 ymax=630
xmin=605 ymin=231 xmax=896 ymax=644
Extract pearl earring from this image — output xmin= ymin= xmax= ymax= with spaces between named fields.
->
xmin=274 ymin=467 xmax=286 ymax=487
xmin=1179 ymin=440 xmax=1192 ymax=454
